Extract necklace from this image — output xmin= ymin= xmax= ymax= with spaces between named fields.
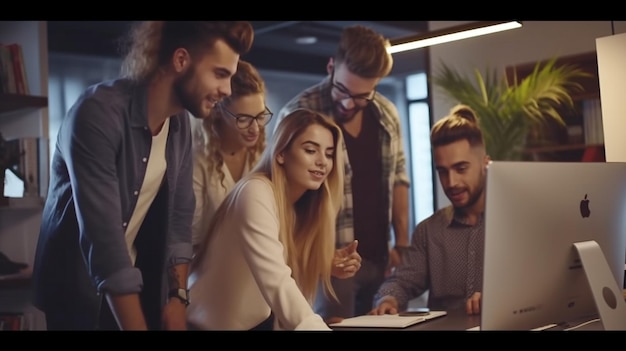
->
xmin=221 ymin=148 xmax=244 ymax=158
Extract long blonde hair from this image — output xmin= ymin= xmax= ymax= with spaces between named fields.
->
xmin=198 ymin=60 xmax=267 ymax=189
xmin=193 ymin=109 xmax=344 ymax=304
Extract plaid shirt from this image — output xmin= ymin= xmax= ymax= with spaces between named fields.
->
xmin=276 ymin=76 xmax=410 ymax=246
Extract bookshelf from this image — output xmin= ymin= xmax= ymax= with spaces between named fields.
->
xmin=506 ymin=52 xmax=605 ymax=162
xmin=0 ymin=93 xmax=48 ymax=116
xmin=0 ymin=271 xmax=32 ymax=289
xmin=0 ymin=21 xmax=49 ymax=330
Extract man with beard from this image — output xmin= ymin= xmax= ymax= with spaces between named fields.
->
xmin=368 ymin=104 xmax=489 ymax=316
xmin=275 ymin=25 xmax=410 ymax=322
xmin=32 ymin=21 xmax=254 ymax=330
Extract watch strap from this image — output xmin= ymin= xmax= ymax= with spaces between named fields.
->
xmin=168 ymin=288 xmax=190 ymax=306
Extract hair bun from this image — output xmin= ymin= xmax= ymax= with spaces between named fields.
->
xmin=450 ymin=104 xmax=477 ymax=123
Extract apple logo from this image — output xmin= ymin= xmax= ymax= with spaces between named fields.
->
xmin=580 ymin=194 xmax=590 ymax=218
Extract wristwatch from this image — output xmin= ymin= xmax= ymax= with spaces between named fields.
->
xmin=168 ymin=288 xmax=190 ymax=306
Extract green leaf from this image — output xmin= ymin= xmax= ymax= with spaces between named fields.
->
xmin=432 ymin=57 xmax=591 ymax=160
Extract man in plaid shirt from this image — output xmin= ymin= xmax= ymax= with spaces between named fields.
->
xmin=275 ymin=25 xmax=410 ymax=322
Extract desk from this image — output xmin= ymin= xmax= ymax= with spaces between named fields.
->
xmin=403 ymin=308 xmax=480 ymax=330
xmin=331 ymin=307 xmax=608 ymax=331
xmin=332 ymin=287 xmax=626 ymax=331
xmin=331 ymin=308 xmax=480 ymax=331
xmin=332 ymin=288 xmax=626 ymax=331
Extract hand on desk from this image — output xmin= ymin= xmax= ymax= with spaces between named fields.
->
xmin=367 ymin=296 xmax=400 ymax=315
xmin=466 ymin=292 xmax=481 ymax=315
xmin=331 ymin=240 xmax=361 ymax=279
xmin=368 ymin=293 xmax=482 ymax=316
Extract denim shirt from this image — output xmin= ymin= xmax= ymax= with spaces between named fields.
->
xmin=33 ymin=78 xmax=194 ymax=317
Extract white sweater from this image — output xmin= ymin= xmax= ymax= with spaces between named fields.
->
xmin=190 ymin=149 xmax=255 ymax=246
xmin=187 ymin=177 xmax=330 ymax=330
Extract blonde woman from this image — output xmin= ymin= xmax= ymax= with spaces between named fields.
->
xmin=187 ymin=109 xmax=361 ymax=330
xmin=190 ymin=60 xmax=269 ymax=252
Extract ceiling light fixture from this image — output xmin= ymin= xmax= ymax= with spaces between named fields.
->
xmin=295 ymin=36 xmax=318 ymax=45
xmin=387 ymin=21 xmax=522 ymax=54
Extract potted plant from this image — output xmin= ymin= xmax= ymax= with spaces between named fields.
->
xmin=432 ymin=57 xmax=591 ymax=160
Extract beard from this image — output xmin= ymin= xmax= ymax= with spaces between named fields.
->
xmin=173 ymin=65 xmax=208 ymax=119
xmin=333 ymin=101 xmax=365 ymax=124
xmin=451 ymin=179 xmax=486 ymax=212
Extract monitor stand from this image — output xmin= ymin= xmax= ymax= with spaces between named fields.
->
xmin=573 ymin=240 xmax=626 ymax=330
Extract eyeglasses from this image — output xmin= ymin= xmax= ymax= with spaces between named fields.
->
xmin=330 ymin=71 xmax=377 ymax=107
xmin=220 ymin=104 xmax=273 ymax=129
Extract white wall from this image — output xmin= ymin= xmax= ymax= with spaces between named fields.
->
xmin=429 ymin=21 xmax=626 ymax=209
xmin=596 ymin=32 xmax=626 ymax=163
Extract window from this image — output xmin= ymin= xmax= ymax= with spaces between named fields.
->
xmin=405 ymin=73 xmax=434 ymax=225
xmin=47 ymin=53 xmax=122 ymax=169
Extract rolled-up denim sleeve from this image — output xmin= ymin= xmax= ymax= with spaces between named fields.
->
xmin=97 ymin=268 xmax=143 ymax=294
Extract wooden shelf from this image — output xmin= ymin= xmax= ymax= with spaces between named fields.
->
xmin=507 ymin=52 xmax=603 ymax=163
xmin=524 ymin=143 xmax=604 ymax=154
xmin=0 ymin=269 xmax=32 ymax=290
xmin=523 ymin=144 xmax=605 ymax=162
xmin=506 ymin=52 xmax=600 ymax=100
xmin=0 ymin=93 xmax=48 ymax=115
xmin=0 ymin=21 xmax=48 ymax=329
xmin=0 ymin=196 xmax=44 ymax=210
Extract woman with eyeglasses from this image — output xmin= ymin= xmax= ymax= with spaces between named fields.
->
xmin=187 ymin=109 xmax=361 ymax=330
xmin=190 ymin=60 xmax=272 ymax=253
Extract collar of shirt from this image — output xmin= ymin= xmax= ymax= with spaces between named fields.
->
xmin=443 ymin=206 xmax=485 ymax=228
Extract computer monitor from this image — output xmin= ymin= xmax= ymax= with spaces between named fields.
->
xmin=481 ymin=161 xmax=626 ymax=330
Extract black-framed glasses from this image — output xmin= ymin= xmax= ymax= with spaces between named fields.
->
xmin=220 ymin=104 xmax=273 ymax=129
xmin=330 ymin=71 xmax=377 ymax=107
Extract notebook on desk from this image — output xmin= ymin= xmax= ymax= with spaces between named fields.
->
xmin=329 ymin=310 xmax=447 ymax=329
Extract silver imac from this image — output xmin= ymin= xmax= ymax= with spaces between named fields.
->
xmin=481 ymin=161 xmax=626 ymax=330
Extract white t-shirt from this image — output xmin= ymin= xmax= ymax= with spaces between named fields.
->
xmin=124 ymin=118 xmax=169 ymax=264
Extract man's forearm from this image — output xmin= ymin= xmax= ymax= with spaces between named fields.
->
xmin=167 ymin=263 xmax=189 ymax=291
xmin=392 ymin=183 xmax=410 ymax=247
xmin=106 ymin=293 xmax=148 ymax=330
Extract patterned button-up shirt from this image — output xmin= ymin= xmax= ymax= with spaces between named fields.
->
xmin=374 ymin=206 xmax=485 ymax=311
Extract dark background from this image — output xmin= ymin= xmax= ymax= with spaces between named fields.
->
xmin=47 ymin=21 xmax=429 ymax=76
